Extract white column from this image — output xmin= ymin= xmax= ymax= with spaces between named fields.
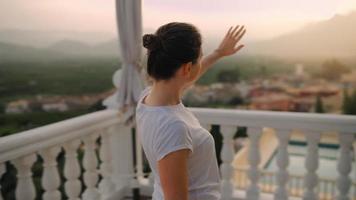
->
xmin=336 ymin=132 xmax=353 ymax=200
xmin=303 ymin=132 xmax=321 ymax=200
xmin=82 ymin=134 xmax=100 ymax=200
xmin=12 ymin=154 xmax=37 ymax=200
xmin=274 ymin=129 xmax=291 ymax=200
xmin=246 ymin=127 xmax=263 ymax=200
xmin=0 ymin=163 xmax=5 ymax=200
xmin=135 ymin=124 xmax=144 ymax=182
xmin=220 ymin=125 xmax=236 ymax=199
xmin=110 ymin=123 xmax=134 ymax=190
xmin=39 ymin=146 xmax=61 ymax=200
xmin=99 ymin=128 xmax=115 ymax=197
xmin=63 ymin=139 xmax=82 ymax=200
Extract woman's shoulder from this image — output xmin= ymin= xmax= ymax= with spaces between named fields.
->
xmin=136 ymin=85 xmax=152 ymax=110
xmin=139 ymin=85 xmax=152 ymax=99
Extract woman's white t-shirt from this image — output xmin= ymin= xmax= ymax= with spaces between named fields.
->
xmin=135 ymin=86 xmax=221 ymax=200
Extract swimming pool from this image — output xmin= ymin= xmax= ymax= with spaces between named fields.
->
xmin=265 ymin=141 xmax=355 ymax=181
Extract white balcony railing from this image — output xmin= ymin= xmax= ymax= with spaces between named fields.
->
xmin=0 ymin=108 xmax=355 ymax=200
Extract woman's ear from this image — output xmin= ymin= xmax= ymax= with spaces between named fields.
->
xmin=181 ymin=62 xmax=192 ymax=77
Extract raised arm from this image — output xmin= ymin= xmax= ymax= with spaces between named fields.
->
xmin=195 ymin=25 xmax=246 ymax=83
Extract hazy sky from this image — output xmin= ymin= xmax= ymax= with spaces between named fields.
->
xmin=0 ymin=0 xmax=355 ymax=41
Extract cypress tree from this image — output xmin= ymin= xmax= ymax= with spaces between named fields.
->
xmin=349 ymin=90 xmax=356 ymax=115
xmin=315 ymin=95 xmax=325 ymax=113
xmin=342 ymin=88 xmax=350 ymax=114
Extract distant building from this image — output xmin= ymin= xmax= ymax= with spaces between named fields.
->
xmin=249 ymin=94 xmax=295 ymax=111
xmin=249 ymin=93 xmax=314 ymax=112
xmin=286 ymin=85 xmax=339 ymax=97
xmin=295 ymin=64 xmax=305 ymax=77
xmin=341 ymin=70 xmax=356 ymax=88
xmin=234 ymin=81 xmax=250 ymax=98
xmin=247 ymin=86 xmax=284 ymax=98
xmin=5 ymin=100 xmax=30 ymax=114
xmin=42 ymin=102 xmax=69 ymax=112
xmin=183 ymin=84 xmax=241 ymax=106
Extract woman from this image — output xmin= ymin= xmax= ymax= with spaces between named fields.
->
xmin=135 ymin=22 xmax=246 ymax=200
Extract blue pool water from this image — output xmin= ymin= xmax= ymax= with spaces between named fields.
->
xmin=265 ymin=141 xmax=356 ymax=181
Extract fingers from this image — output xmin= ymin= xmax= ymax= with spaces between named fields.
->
xmin=222 ymin=25 xmax=246 ymax=54
xmin=223 ymin=26 xmax=233 ymax=42
xmin=229 ymin=25 xmax=240 ymax=37
xmin=235 ymin=28 xmax=246 ymax=43
xmin=227 ymin=26 xmax=233 ymax=36
xmin=233 ymin=44 xmax=244 ymax=53
xmin=233 ymin=25 xmax=245 ymax=39
xmin=227 ymin=25 xmax=246 ymax=40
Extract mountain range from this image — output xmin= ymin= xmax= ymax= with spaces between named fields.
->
xmin=245 ymin=11 xmax=356 ymax=58
xmin=0 ymin=11 xmax=355 ymax=62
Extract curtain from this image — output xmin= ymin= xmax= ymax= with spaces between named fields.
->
xmin=103 ymin=0 xmax=145 ymax=125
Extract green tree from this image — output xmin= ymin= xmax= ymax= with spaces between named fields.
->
xmin=315 ymin=95 xmax=325 ymax=113
xmin=348 ymin=90 xmax=356 ymax=115
xmin=260 ymin=65 xmax=267 ymax=77
xmin=343 ymin=89 xmax=356 ymax=115
xmin=0 ymin=102 xmax=4 ymax=113
xmin=342 ymin=89 xmax=351 ymax=114
xmin=217 ymin=69 xmax=240 ymax=83
xmin=320 ymin=59 xmax=350 ymax=80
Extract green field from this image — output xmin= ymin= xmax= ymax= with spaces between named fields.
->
xmin=0 ymin=55 xmax=332 ymax=136
xmin=0 ymin=58 xmax=120 ymax=103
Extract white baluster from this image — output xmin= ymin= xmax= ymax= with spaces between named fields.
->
xmin=39 ymin=146 xmax=61 ymax=200
xmin=99 ymin=128 xmax=115 ymax=197
xmin=274 ymin=129 xmax=291 ymax=200
xmin=135 ymin=125 xmax=144 ymax=182
xmin=0 ymin=163 xmax=5 ymax=200
xmin=110 ymin=123 xmax=135 ymax=190
xmin=82 ymin=134 xmax=100 ymax=200
xmin=12 ymin=154 xmax=37 ymax=200
xmin=303 ymin=132 xmax=321 ymax=200
xmin=246 ymin=127 xmax=263 ymax=200
xmin=220 ymin=125 xmax=236 ymax=199
xmin=336 ymin=132 xmax=353 ymax=200
xmin=63 ymin=140 xmax=81 ymax=200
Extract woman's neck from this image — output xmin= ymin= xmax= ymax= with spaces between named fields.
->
xmin=145 ymin=81 xmax=182 ymax=106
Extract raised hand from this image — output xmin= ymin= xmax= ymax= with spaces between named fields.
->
xmin=215 ymin=25 xmax=246 ymax=57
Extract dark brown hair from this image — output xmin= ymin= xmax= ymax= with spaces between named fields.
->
xmin=143 ymin=22 xmax=202 ymax=80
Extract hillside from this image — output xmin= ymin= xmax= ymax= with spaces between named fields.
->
xmin=247 ymin=11 xmax=356 ymax=58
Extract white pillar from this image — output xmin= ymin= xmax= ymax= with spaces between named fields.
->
xmin=336 ymin=132 xmax=353 ymax=200
xmin=39 ymin=146 xmax=61 ymax=200
xmin=99 ymin=128 xmax=115 ymax=197
xmin=110 ymin=123 xmax=135 ymax=190
xmin=134 ymin=124 xmax=144 ymax=182
xmin=220 ymin=125 xmax=236 ymax=199
xmin=274 ymin=129 xmax=291 ymax=200
xmin=303 ymin=132 xmax=321 ymax=200
xmin=63 ymin=139 xmax=82 ymax=200
xmin=12 ymin=154 xmax=37 ymax=200
xmin=246 ymin=127 xmax=262 ymax=200
xmin=82 ymin=134 xmax=100 ymax=200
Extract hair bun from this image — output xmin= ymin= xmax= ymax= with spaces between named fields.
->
xmin=143 ymin=34 xmax=162 ymax=51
